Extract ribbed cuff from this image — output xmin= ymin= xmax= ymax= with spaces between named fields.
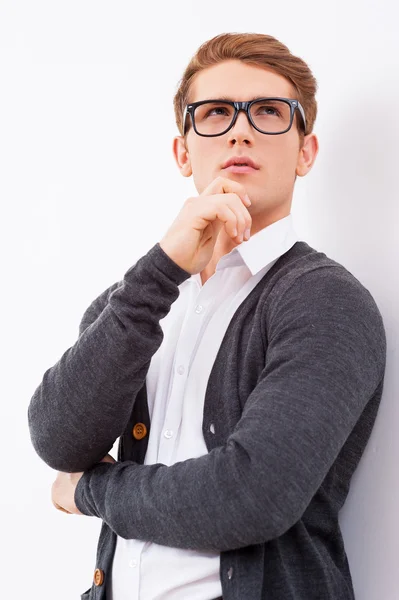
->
xmin=74 ymin=463 xmax=111 ymax=518
xmin=145 ymin=242 xmax=192 ymax=286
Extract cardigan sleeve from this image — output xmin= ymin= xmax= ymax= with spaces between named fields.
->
xmin=74 ymin=266 xmax=387 ymax=552
xmin=27 ymin=243 xmax=191 ymax=472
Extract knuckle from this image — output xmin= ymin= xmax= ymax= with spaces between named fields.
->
xmin=185 ymin=197 xmax=196 ymax=211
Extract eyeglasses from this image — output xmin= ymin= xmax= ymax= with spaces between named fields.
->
xmin=182 ymin=97 xmax=306 ymax=137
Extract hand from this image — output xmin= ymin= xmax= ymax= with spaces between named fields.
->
xmin=51 ymin=453 xmax=117 ymax=515
xmin=159 ymin=176 xmax=252 ymax=275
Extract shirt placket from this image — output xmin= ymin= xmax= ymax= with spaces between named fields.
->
xmin=157 ymin=278 xmax=215 ymax=465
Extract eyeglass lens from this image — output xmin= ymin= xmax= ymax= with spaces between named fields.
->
xmin=193 ymin=100 xmax=292 ymax=135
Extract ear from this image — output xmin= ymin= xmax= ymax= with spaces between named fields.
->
xmin=296 ymin=133 xmax=319 ymax=177
xmin=173 ymin=136 xmax=192 ymax=177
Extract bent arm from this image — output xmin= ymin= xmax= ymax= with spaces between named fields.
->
xmin=27 ymin=243 xmax=191 ymax=472
xmin=74 ymin=269 xmax=387 ymax=551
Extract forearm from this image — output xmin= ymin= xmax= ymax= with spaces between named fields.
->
xmin=74 ymin=374 xmax=384 ymax=553
xmin=74 ymin=446 xmax=287 ymax=552
xmin=27 ymin=243 xmax=191 ymax=472
xmin=74 ymin=269 xmax=386 ymax=551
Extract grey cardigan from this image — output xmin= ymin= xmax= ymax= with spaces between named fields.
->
xmin=27 ymin=240 xmax=387 ymax=600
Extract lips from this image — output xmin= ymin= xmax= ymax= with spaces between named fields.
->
xmin=222 ymin=156 xmax=260 ymax=169
xmin=224 ymin=165 xmax=257 ymax=174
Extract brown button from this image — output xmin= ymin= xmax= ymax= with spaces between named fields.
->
xmin=93 ymin=568 xmax=104 ymax=586
xmin=132 ymin=422 xmax=147 ymax=440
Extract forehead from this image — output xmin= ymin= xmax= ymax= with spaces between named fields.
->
xmin=188 ymin=59 xmax=296 ymax=103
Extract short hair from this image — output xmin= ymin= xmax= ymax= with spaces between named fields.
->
xmin=173 ymin=32 xmax=318 ymax=149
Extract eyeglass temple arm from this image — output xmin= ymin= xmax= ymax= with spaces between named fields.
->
xmin=295 ymin=101 xmax=307 ymax=132
xmin=182 ymin=105 xmax=188 ymax=135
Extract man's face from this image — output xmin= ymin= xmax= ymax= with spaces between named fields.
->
xmin=173 ymin=59 xmax=318 ymax=225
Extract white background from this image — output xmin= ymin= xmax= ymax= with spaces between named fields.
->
xmin=1 ymin=1 xmax=398 ymax=598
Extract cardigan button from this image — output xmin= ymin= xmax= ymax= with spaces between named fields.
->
xmin=227 ymin=566 xmax=234 ymax=580
xmin=93 ymin=568 xmax=104 ymax=586
xmin=209 ymin=423 xmax=215 ymax=434
xmin=132 ymin=423 xmax=147 ymax=440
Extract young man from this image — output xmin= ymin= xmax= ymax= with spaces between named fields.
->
xmin=28 ymin=33 xmax=387 ymax=600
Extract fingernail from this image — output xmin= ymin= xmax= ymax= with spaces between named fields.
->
xmin=244 ymin=228 xmax=251 ymax=240
xmin=245 ymin=194 xmax=251 ymax=205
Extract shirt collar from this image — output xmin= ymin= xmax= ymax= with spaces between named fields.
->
xmin=215 ymin=213 xmax=299 ymax=276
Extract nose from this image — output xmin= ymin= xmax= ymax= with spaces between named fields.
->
xmin=234 ymin=108 xmax=252 ymax=129
xmin=227 ymin=107 xmax=254 ymax=143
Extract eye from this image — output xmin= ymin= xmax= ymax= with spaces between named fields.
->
xmin=256 ymin=105 xmax=281 ymax=117
xmin=205 ymin=106 xmax=229 ymax=117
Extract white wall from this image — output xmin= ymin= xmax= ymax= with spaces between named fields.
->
xmin=2 ymin=1 xmax=397 ymax=598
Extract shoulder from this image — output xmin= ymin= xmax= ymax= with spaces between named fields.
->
xmin=262 ymin=242 xmax=387 ymax=375
xmin=267 ymin=242 xmax=382 ymax=317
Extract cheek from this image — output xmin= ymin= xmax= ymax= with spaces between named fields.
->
xmin=271 ymin=142 xmax=298 ymax=174
xmin=191 ymin=145 xmax=221 ymax=190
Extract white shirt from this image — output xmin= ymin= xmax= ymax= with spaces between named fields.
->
xmin=107 ymin=214 xmax=299 ymax=600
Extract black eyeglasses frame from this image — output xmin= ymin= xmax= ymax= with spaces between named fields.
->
xmin=182 ymin=97 xmax=307 ymax=137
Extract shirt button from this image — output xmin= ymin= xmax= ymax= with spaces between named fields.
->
xmin=177 ymin=365 xmax=185 ymax=375
xmin=209 ymin=423 xmax=215 ymax=434
xmin=164 ymin=430 xmax=174 ymax=439
xmin=195 ymin=304 xmax=203 ymax=313
xmin=227 ymin=566 xmax=234 ymax=580
xmin=129 ymin=559 xmax=138 ymax=568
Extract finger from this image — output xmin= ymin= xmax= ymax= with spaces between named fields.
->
xmin=213 ymin=203 xmax=243 ymax=241
xmin=52 ymin=499 xmax=72 ymax=514
xmin=196 ymin=195 xmax=248 ymax=242
xmin=202 ymin=176 xmax=249 ymax=206
xmin=229 ymin=194 xmax=252 ymax=240
xmin=213 ymin=194 xmax=251 ymax=241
